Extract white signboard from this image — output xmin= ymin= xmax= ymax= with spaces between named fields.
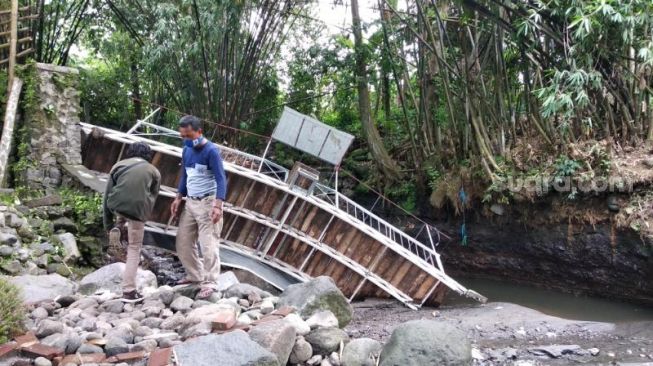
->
xmin=272 ymin=107 xmax=354 ymax=165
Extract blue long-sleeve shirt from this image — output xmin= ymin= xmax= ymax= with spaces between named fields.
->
xmin=178 ymin=142 xmax=227 ymax=200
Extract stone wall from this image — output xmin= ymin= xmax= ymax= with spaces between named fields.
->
xmin=18 ymin=63 xmax=82 ymax=191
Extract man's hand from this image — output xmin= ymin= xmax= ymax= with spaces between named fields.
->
xmin=171 ymin=196 xmax=183 ymax=218
xmin=211 ymin=198 xmax=223 ymax=224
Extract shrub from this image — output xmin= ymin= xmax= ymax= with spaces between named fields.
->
xmin=0 ymin=276 xmax=25 ymax=344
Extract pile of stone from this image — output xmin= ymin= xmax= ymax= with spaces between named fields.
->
xmin=0 ymin=194 xmax=100 ymax=279
xmin=2 ymin=260 xmax=473 ymax=366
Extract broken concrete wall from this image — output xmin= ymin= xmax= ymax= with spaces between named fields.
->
xmin=16 ymin=63 xmax=82 ymax=191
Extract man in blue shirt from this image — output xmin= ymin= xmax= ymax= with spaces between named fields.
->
xmin=170 ymin=115 xmax=227 ymax=299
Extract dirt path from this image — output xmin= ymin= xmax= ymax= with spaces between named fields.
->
xmin=346 ymin=299 xmax=653 ymax=365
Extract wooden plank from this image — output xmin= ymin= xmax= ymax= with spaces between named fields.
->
xmin=0 ymin=77 xmax=22 ymax=187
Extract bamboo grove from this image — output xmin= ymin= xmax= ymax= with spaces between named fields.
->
xmin=20 ymin=0 xmax=653 ymax=209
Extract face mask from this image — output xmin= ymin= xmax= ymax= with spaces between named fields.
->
xmin=183 ymin=136 xmax=205 ymax=148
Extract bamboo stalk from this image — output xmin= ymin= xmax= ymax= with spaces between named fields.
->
xmin=7 ymin=0 xmax=17 ymax=89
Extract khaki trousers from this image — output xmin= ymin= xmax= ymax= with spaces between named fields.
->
xmin=176 ymin=197 xmax=223 ymax=284
xmin=117 ymin=216 xmax=144 ymax=293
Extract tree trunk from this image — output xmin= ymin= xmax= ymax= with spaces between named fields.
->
xmin=351 ymin=0 xmax=401 ymax=181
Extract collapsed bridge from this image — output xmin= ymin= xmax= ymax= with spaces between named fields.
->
xmin=74 ymin=107 xmax=485 ymax=309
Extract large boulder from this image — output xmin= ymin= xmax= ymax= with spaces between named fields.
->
xmin=79 ymin=262 xmax=157 ymax=294
xmin=9 ymin=274 xmax=76 ymax=303
xmin=379 ymin=320 xmax=471 ymax=366
xmin=173 ymin=331 xmax=279 ymax=366
xmin=304 ymin=327 xmax=350 ymax=355
xmin=342 ymin=338 xmax=382 ymax=366
xmin=224 ymin=283 xmax=272 ymax=299
xmin=249 ymin=319 xmax=296 ymax=365
xmin=278 ymin=276 xmax=353 ymax=327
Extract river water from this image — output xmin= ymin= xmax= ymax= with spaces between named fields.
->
xmin=444 ymin=277 xmax=653 ymax=323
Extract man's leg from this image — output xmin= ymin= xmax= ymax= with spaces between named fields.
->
xmin=175 ymin=201 xmax=203 ymax=283
xmin=195 ymin=197 xmax=222 ymax=284
xmin=121 ymin=219 xmax=144 ymax=294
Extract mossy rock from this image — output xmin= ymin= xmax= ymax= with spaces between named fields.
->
xmin=278 ymin=276 xmax=353 ymax=328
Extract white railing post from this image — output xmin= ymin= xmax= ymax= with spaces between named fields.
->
xmin=259 ymin=138 xmax=273 ymax=173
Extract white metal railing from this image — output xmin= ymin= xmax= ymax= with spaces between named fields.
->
xmin=311 ymin=183 xmax=443 ymax=270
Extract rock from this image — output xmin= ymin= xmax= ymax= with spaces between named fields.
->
xmin=6 ymin=213 xmax=24 ymax=228
xmin=56 ymin=295 xmax=78 ymax=308
xmin=173 ymin=331 xmax=278 ymax=366
xmin=47 ymin=263 xmax=71 ymax=277
xmin=180 ymin=321 xmax=212 ymax=339
xmin=249 ymin=319 xmax=296 ymax=365
xmin=224 ymin=283 xmax=272 ymax=300
xmin=69 ymin=297 xmax=98 ymax=310
xmin=0 ymin=244 xmax=13 ymax=256
xmin=53 ymin=218 xmax=77 ymax=234
xmin=170 ymin=296 xmax=194 ymax=312
xmin=329 ymin=352 xmax=340 ymax=366
xmin=16 ymin=248 xmax=30 ymax=262
xmin=105 ymin=337 xmax=130 ymax=357
xmin=589 ymin=348 xmax=600 ymax=356
xmin=79 ymin=262 xmax=156 ymax=294
xmin=9 ymin=274 xmax=76 ymax=303
xmin=284 ymin=313 xmax=311 ymax=336
xmin=132 ymin=339 xmax=158 ymax=353
xmin=35 ymin=319 xmax=64 ymax=338
xmin=41 ymin=332 xmax=81 ymax=354
xmin=279 ymin=276 xmax=353 ymax=327
xmin=142 ymin=300 xmax=165 ymax=317
xmin=77 ymin=343 xmax=104 ymax=354
xmin=0 ymin=232 xmax=18 ymax=245
xmin=379 ymin=320 xmax=470 ymax=366
xmin=528 ymin=345 xmax=581 ymax=358
xmin=156 ymin=289 xmax=175 ymax=306
xmin=24 ymin=195 xmax=63 ymax=208
xmin=100 ymin=299 xmax=125 ymax=314
xmin=140 ymin=317 xmax=163 ymax=328
xmin=56 ymin=233 xmax=80 ymax=261
xmin=2 ymin=259 xmax=23 ymax=274
xmin=34 ymin=357 xmax=52 ymax=366
xmin=342 ymin=338 xmax=382 ymax=366
xmin=307 ymin=355 xmax=323 ymax=365
xmin=260 ymin=299 xmax=275 ymax=315
xmin=305 ymin=327 xmax=350 ymax=355
xmin=160 ymin=314 xmax=185 ymax=331
xmin=134 ymin=326 xmax=153 ymax=337
xmin=105 ymin=327 xmax=134 ymax=344
xmin=31 ymin=307 xmax=49 ymax=320
xmin=289 ymin=336 xmax=313 ymax=364
xmin=216 ymin=271 xmax=240 ymax=291
xmin=306 ymin=310 xmax=339 ymax=329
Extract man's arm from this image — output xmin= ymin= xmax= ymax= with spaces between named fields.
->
xmin=177 ymin=148 xmax=188 ymax=197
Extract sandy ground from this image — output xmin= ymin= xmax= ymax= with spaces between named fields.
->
xmin=345 ymin=299 xmax=653 ymax=365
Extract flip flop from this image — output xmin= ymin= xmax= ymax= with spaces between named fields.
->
xmin=196 ymin=286 xmax=215 ymax=300
xmin=176 ymin=278 xmax=195 ymax=286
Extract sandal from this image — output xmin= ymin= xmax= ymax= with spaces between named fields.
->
xmin=176 ymin=278 xmax=195 ymax=286
xmin=196 ymin=286 xmax=215 ymax=300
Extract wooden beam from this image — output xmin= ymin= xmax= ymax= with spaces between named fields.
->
xmin=7 ymin=0 xmax=17 ymax=89
xmin=16 ymin=47 xmax=33 ymax=58
xmin=0 ymin=78 xmax=24 ymax=187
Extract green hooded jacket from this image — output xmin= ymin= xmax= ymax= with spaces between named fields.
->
xmin=102 ymin=157 xmax=161 ymax=229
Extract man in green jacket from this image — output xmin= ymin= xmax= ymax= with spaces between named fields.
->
xmin=103 ymin=142 xmax=161 ymax=301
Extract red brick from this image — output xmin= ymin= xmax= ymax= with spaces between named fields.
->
xmin=211 ymin=311 xmax=237 ymax=331
xmin=14 ymin=333 xmax=38 ymax=349
xmin=251 ymin=314 xmax=283 ymax=325
xmin=271 ymin=306 xmax=295 ymax=317
xmin=214 ymin=324 xmax=251 ymax=335
xmin=114 ymin=350 xmax=146 ymax=362
xmin=58 ymin=353 xmax=106 ymax=365
xmin=21 ymin=343 xmax=64 ymax=359
xmin=0 ymin=342 xmax=17 ymax=359
xmin=148 ymin=347 xmax=173 ymax=366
